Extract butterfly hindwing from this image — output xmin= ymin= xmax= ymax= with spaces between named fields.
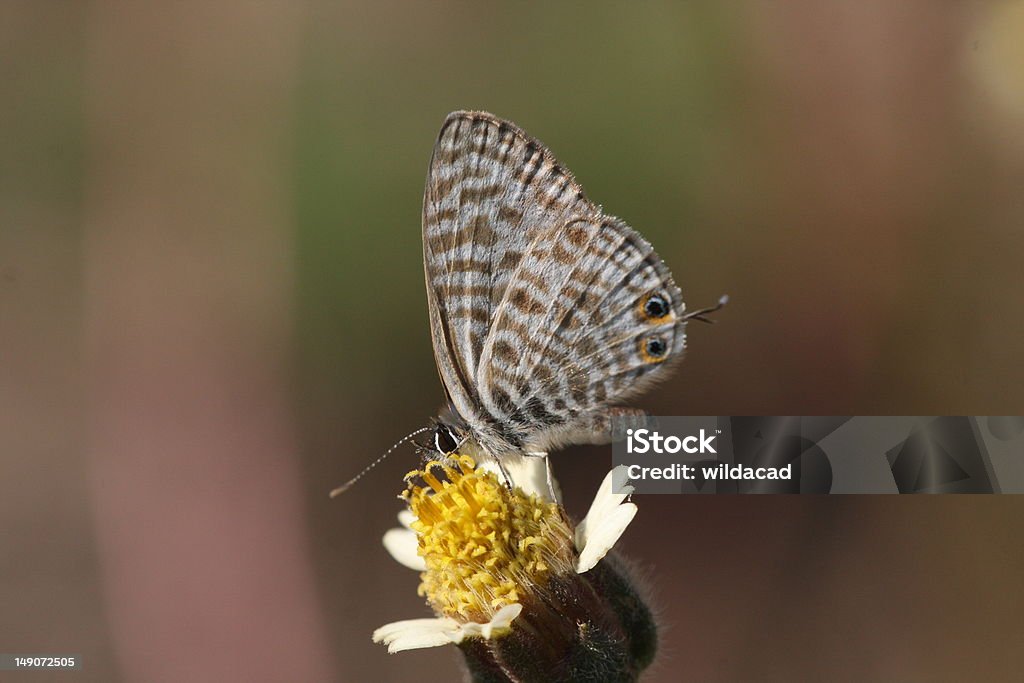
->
xmin=477 ymin=215 xmax=686 ymax=450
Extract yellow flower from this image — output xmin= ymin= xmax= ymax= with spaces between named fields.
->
xmin=374 ymin=454 xmax=642 ymax=656
xmin=404 ymin=454 xmax=575 ymax=622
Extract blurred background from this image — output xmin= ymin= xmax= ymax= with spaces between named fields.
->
xmin=2 ymin=1 xmax=1023 ymax=681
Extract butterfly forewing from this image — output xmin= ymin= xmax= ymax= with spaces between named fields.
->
xmin=423 ymin=111 xmax=687 ymax=454
xmin=423 ymin=112 xmax=593 ymax=421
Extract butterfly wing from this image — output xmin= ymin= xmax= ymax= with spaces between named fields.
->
xmin=477 ymin=214 xmax=687 ymax=451
xmin=422 ymin=111 xmax=595 ymax=426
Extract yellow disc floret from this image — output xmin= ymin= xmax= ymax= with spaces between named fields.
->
xmin=403 ymin=454 xmax=574 ymax=622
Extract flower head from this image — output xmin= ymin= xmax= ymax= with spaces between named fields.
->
xmin=403 ymin=454 xmax=575 ymax=622
xmin=374 ymin=454 xmax=657 ymax=682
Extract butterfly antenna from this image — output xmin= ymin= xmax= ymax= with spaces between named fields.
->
xmin=683 ymin=294 xmax=729 ymax=324
xmin=329 ymin=426 xmax=432 ymax=498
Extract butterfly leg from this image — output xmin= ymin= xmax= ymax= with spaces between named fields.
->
xmin=493 ymin=455 xmax=515 ymax=489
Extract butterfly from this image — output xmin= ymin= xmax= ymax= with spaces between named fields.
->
xmin=331 ymin=112 xmax=724 ymax=496
xmin=423 ymin=111 xmax=720 ymax=461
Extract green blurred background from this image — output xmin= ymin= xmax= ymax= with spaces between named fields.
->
xmin=3 ymin=2 xmax=1023 ymax=681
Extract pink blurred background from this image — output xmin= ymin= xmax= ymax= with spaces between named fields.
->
xmin=2 ymin=2 xmax=1023 ymax=681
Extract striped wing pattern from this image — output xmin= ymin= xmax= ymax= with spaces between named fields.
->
xmin=423 ymin=111 xmax=686 ymax=454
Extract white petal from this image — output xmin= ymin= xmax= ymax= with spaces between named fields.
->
xmin=373 ymin=617 xmax=460 ymax=653
xmin=373 ymin=605 xmax=523 ymax=653
xmin=382 ymin=528 xmax=425 ymax=571
xmin=575 ymin=503 xmax=637 ymax=573
xmin=575 ymin=466 xmax=632 ymax=551
xmin=457 ymin=603 xmax=523 ymax=640
xmin=397 ymin=509 xmax=416 ymax=529
xmin=574 ymin=467 xmax=638 ymax=574
xmin=483 ymin=603 xmax=523 ymax=638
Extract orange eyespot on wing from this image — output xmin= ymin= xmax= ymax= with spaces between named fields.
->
xmin=637 ymin=292 xmax=673 ymax=324
xmin=638 ymin=336 xmax=670 ymax=364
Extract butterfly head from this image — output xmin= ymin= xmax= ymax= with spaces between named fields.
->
xmin=432 ymin=422 xmax=461 ymax=455
xmin=418 ymin=402 xmax=472 ymax=457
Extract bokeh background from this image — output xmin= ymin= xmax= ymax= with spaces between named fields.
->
xmin=3 ymin=2 xmax=1023 ymax=681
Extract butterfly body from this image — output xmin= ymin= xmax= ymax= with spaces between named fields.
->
xmin=423 ymin=111 xmax=689 ymax=459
